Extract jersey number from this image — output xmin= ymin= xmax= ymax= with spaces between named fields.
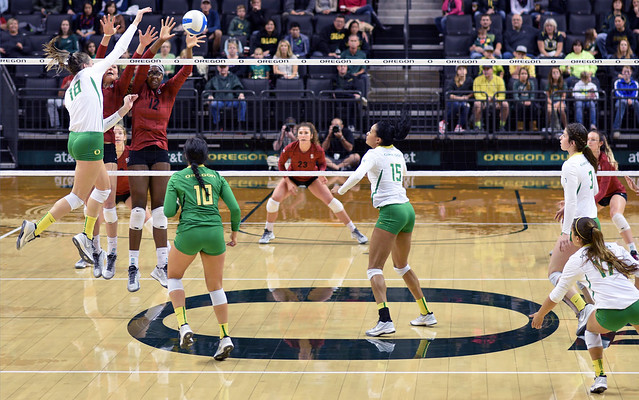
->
xmin=193 ymin=185 xmax=213 ymax=206
xmin=588 ymin=170 xmax=594 ymax=189
xmin=391 ymin=163 xmax=402 ymax=182
xmin=148 ymin=98 xmax=159 ymax=110
xmin=69 ymin=81 xmax=81 ymax=101
xmin=297 ymin=161 xmax=308 ymax=168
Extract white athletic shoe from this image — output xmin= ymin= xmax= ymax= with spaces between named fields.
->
xmin=72 ymin=233 xmax=95 ymax=265
xmin=365 ymin=321 xmax=396 ymax=337
xmin=410 ymin=312 xmax=438 ymax=327
xmin=102 ymin=253 xmax=116 ymax=280
xmin=576 ymin=304 xmax=595 ymax=336
xmin=127 ymin=265 xmax=140 ymax=292
xmin=258 ymin=229 xmax=275 ymax=244
xmin=75 ymin=259 xmax=87 ymax=269
xmin=351 ymin=228 xmax=368 ymax=244
xmin=151 ymin=264 xmax=168 ymax=288
xmin=366 ymin=338 xmax=396 ymax=353
xmin=179 ymin=324 xmax=194 ymax=349
xmin=92 ymin=250 xmax=105 ymax=278
xmin=214 ymin=336 xmax=234 ymax=361
xmin=16 ymin=220 xmax=37 ymax=250
xmin=590 ymin=375 xmax=607 ymax=394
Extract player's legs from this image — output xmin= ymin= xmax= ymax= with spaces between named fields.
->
xmin=167 ymin=244 xmax=197 ymax=348
xmin=260 ymin=179 xmax=291 ymax=243
xmin=364 ymin=227 xmax=396 ymax=336
xmin=149 ymin=162 xmax=170 ymax=287
xmin=103 ymin=162 xmax=118 ymax=251
xmin=127 ymin=166 xmax=150 ymax=252
xmin=201 ymin=250 xmax=234 ymax=359
xmin=548 ymin=236 xmax=582 ymax=314
xmin=609 ymin=194 xmax=637 ymax=252
xmin=308 ymin=179 xmax=351 ymax=225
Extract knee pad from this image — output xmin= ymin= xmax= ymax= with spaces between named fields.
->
xmin=366 ymin=268 xmax=384 ymax=280
xmin=394 ymin=264 xmax=411 ymax=277
xmin=152 ymin=207 xmax=167 ymax=229
xmin=328 ymin=198 xmax=344 ymax=213
xmin=266 ymin=198 xmax=280 ymax=213
xmin=64 ymin=193 xmax=84 ymax=210
xmin=90 ymin=188 xmax=111 ymax=204
xmin=612 ymin=213 xmax=630 ymax=232
xmin=129 ymin=207 xmax=146 ymax=230
xmin=209 ymin=289 xmax=227 ymax=306
xmin=103 ymin=207 xmax=118 ymax=224
xmin=585 ymin=330 xmax=603 ymax=349
xmin=167 ymin=278 xmax=183 ymax=294
xmin=549 ymin=271 xmax=562 ymax=287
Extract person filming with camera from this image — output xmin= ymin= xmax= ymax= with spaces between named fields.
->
xmin=322 ymin=118 xmax=360 ymax=171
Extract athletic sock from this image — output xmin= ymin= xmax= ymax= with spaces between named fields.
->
xmin=416 ymin=297 xmax=431 ymax=315
xmin=107 ymin=236 xmax=117 ymax=255
xmin=265 ymin=222 xmax=274 ymax=232
xmin=570 ymin=293 xmax=586 ymax=312
xmin=629 ymin=242 xmax=637 ymax=252
xmin=377 ymin=302 xmax=391 ymax=322
xmin=175 ymin=306 xmax=187 ymax=327
xmin=129 ymin=250 xmax=139 ymax=268
xmin=346 ymin=221 xmax=356 ymax=231
xmin=593 ymin=359 xmax=605 ymax=377
xmin=34 ymin=212 xmax=56 ymax=236
xmin=84 ymin=216 xmax=97 ymax=240
xmin=92 ymin=235 xmax=101 ymax=253
xmin=157 ymin=247 xmax=168 ymax=267
xmin=219 ymin=323 xmax=229 ymax=338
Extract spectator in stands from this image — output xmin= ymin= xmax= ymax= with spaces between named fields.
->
xmin=201 ymin=0 xmax=221 ymax=57
xmin=283 ymin=0 xmax=314 ymax=20
xmin=249 ymin=47 xmax=271 ymax=79
xmin=509 ymin=45 xmax=536 ymax=81
xmin=469 ymin=27 xmax=495 ymax=59
xmin=480 ymin=45 xmax=504 ymax=78
xmin=73 ymin=1 xmax=98 ymax=45
xmin=100 ymin=1 xmax=126 ymax=38
xmin=509 ymin=0 xmax=534 ymax=16
xmin=322 ymin=118 xmax=360 ymax=171
xmin=253 ymin=19 xmax=279 ymax=57
xmin=47 ymin=74 xmax=73 ymax=129
xmin=65 ymin=0 xmax=91 ymax=15
xmin=473 ymin=0 xmax=506 ymax=25
xmin=434 ymin=0 xmax=463 ymax=35
xmin=316 ymin=14 xmax=348 ymax=57
xmin=316 ymin=0 xmax=338 ymax=14
xmin=248 ymin=0 xmax=268 ymax=34
xmin=584 ymin=28 xmax=598 ymax=58
xmin=34 ymin=0 xmax=63 ymax=16
xmin=444 ymin=65 xmax=473 ymax=133
xmin=544 ymin=66 xmax=567 ymax=133
xmin=333 ymin=64 xmax=366 ymax=99
xmin=628 ymin=0 xmax=639 ymax=41
xmin=273 ymin=39 xmax=299 ymax=79
xmin=610 ymin=39 xmax=635 ymax=80
xmin=0 ymin=18 xmax=32 ymax=58
xmin=604 ymin=16 xmax=636 ymax=60
xmin=284 ymin=22 xmax=310 ymax=58
xmin=503 ymin=13 xmax=537 ymax=59
xmin=55 ymin=19 xmax=80 ymax=53
xmin=476 ymin=13 xmax=503 ymax=57
xmin=228 ymin=4 xmax=251 ymax=38
xmin=512 ymin=67 xmax=538 ymax=131
xmin=572 ymin=71 xmax=598 ymax=130
xmin=612 ymin=65 xmax=639 ymax=137
xmin=84 ymin=40 xmax=96 ymax=58
xmin=537 ymin=17 xmax=564 ymax=58
xmin=597 ymin=0 xmax=629 ymax=59
xmin=338 ymin=0 xmax=389 ymax=30
xmin=153 ymin=41 xmax=176 ymax=80
xmin=225 ymin=39 xmax=248 ymax=78
xmin=346 ymin=20 xmax=370 ymax=56
xmin=536 ymin=0 xmax=568 ymax=22
xmin=472 ymin=65 xmax=508 ymax=131
xmin=273 ymin=117 xmax=298 ymax=155
xmin=204 ymin=65 xmax=247 ymax=127
xmin=561 ymin=40 xmax=596 ymax=88
xmin=341 ymin=34 xmax=366 ymax=76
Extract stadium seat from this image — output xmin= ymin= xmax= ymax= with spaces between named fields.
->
xmin=474 ymin=13 xmax=503 ymax=33
xmin=286 ymin=14 xmax=313 ymax=37
xmin=130 ymin=0 xmax=156 ymax=12
xmin=306 ymin=78 xmax=332 ymax=96
xmin=262 ymin=0 xmax=282 ymax=14
xmin=275 ymin=78 xmax=304 ymax=99
xmin=137 ymin=15 xmax=164 ymax=37
xmin=565 ymin=34 xmax=582 ymax=53
xmin=222 ymin=0 xmax=247 ymax=14
xmin=44 ymin=15 xmax=72 ymax=35
xmin=25 ymin=78 xmax=58 ymax=89
xmin=162 ymin=0 xmax=189 ymax=16
xmin=593 ymin=0 xmax=612 ymax=16
xmin=15 ymin=65 xmax=44 ymax=80
xmin=567 ymin=0 xmax=592 ymax=14
xmin=18 ymin=14 xmax=45 ymax=33
xmin=314 ymin=14 xmax=336 ymax=35
xmin=10 ymin=0 xmax=33 ymax=15
xmin=28 ymin=35 xmax=53 ymax=56
xmin=539 ymin=14 xmax=567 ymax=33
xmin=307 ymin=62 xmax=337 ymax=79
xmin=240 ymin=78 xmax=269 ymax=97
xmin=446 ymin=15 xmax=474 ymax=36
xmin=569 ymin=14 xmax=596 ymax=35
xmin=443 ymin=35 xmax=472 ymax=57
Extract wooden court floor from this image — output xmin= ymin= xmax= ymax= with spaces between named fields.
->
xmin=1 ymin=176 xmax=638 ymax=400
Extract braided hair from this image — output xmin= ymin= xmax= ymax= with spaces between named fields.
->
xmin=183 ymin=135 xmax=210 ymax=196
xmin=375 ymin=108 xmax=411 ymax=146
xmin=566 ymin=122 xmax=598 ymax=171
xmin=572 ymin=217 xmax=638 ymax=278
xmin=43 ymin=38 xmax=91 ymax=76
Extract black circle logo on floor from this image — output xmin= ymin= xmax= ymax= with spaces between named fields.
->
xmin=127 ymin=287 xmax=558 ymax=360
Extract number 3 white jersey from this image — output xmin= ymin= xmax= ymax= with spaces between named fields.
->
xmin=338 ymin=145 xmax=409 ymax=208
xmin=561 ymin=152 xmax=598 ymax=234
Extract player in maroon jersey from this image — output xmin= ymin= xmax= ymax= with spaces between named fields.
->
xmin=258 ymin=122 xmax=368 ymax=245
xmin=125 ymin=18 xmax=205 ymax=292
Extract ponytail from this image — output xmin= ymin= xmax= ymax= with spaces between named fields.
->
xmin=43 ymin=37 xmax=92 ymax=76
xmin=190 ymin=162 xmax=209 ymax=196
xmin=183 ymin=135 xmax=210 ymax=196
xmin=566 ymin=122 xmax=598 ymax=171
xmin=375 ymin=107 xmax=411 ymax=146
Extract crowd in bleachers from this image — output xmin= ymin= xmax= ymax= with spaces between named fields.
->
xmin=440 ymin=0 xmax=639 ymax=137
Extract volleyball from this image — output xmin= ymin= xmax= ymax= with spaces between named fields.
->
xmin=182 ymin=10 xmax=207 ymax=35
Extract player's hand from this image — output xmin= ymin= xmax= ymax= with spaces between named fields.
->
xmin=625 ymin=176 xmax=639 ymax=195
xmin=122 ymin=94 xmax=139 ymax=109
xmin=529 ymin=312 xmax=544 ymax=329
xmin=227 ymin=231 xmax=237 ymax=247
xmin=138 ymin=25 xmax=157 ymax=48
xmin=159 ymin=17 xmax=176 ymax=42
xmin=101 ymin=14 xmax=119 ymax=37
xmin=319 ymin=175 xmax=328 ymax=185
xmin=331 ymin=184 xmax=340 ymax=194
xmin=286 ymin=179 xmax=298 ymax=194
xmin=133 ymin=7 xmax=152 ymax=25
xmin=554 ymin=206 xmax=564 ymax=223
xmin=186 ymin=33 xmax=206 ymax=49
xmin=558 ymin=233 xmax=571 ymax=252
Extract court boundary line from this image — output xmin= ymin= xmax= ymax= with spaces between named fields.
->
xmin=0 ymin=277 xmax=552 ymax=281
xmin=0 ymin=370 xmax=637 ymax=375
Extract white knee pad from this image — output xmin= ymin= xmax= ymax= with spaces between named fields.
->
xmin=367 ymin=268 xmax=384 ymax=280
xmin=152 ymin=207 xmax=167 ymax=229
xmin=394 ymin=264 xmax=411 ymax=277
xmin=64 ymin=193 xmax=84 ymax=210
xmin=585 ymin=330 xmax=603 ymax=349
xmin=129 ymin=207 xmax=146 ymax=230
xmin=90 ymin=188 xmax=111 ymax=204
xmin=549 ymin=271 xmax=562 ymax=287
xmin=167 ymin=278 xmax=183 ymax=294
xmin=266 ymin=198 xmax=280 ymax=213
xmin=103 ymin=207 xmax=118 ymax=224
xmin=612 ymin=213 xmax=630 ymax=232
xmin=210 ymin=289 xmax=227 ymax=306
xmin=328 ymin=198 xmax=344 ymax=213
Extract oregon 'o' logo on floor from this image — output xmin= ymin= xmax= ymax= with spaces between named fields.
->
xmin=127 ymin=287 xmax=558 ymax=360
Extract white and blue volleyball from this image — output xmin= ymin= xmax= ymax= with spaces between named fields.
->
xmin=182 ymin=10 xmax=207 ymax=35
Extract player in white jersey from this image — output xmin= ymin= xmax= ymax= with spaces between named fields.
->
xmin=16 ymin=8 xmax=152 ymax=265
xmin=531 ymin=217 xmax=639 ymax=394
xmin=548 ymin=123 xmax=600 ymax=324
xmin=335 ymin=114 xmax=437 ymax=337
